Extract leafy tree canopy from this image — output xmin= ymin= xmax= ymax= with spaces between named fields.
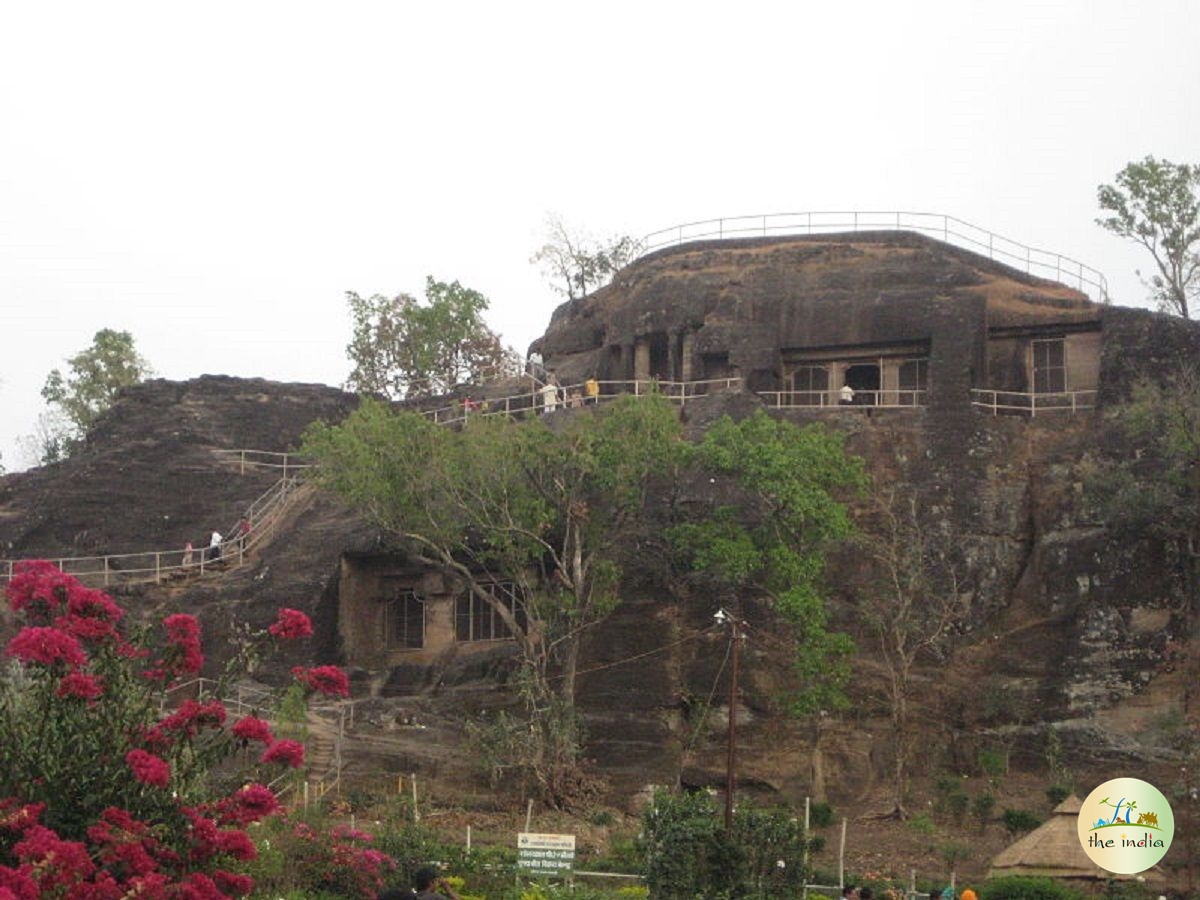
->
xmin=344 ymin=276 xmax=519 ymax=400
xmin=302 ymin=393 xmax=683 ymax=804
xmin=531 ymin=214 xmax=642 ymax=301
xmin=40 ymin=328 xmax=152 ymax=461
xmin=670 ymin=410 xmax=866 ymax=714
xmin=1097 ymin=155 xmax=1200 ymax=318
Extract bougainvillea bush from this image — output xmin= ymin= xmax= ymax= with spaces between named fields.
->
xmin=0 ymin=560 xmax=372 ymax=899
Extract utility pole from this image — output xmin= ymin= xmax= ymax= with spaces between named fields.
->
xmin=716 ymin=608 xmax=745 ymax=834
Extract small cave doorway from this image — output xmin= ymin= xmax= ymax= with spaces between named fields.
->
xmin=844 ymin=363 xmax=881 ymax=405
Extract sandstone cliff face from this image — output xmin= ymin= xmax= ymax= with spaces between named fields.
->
xmin=2 ymin=237 xmax=1199 ymax=810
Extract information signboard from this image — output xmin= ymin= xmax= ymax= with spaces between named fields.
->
xmin=517 ymin=832 xmax=575 ymax=877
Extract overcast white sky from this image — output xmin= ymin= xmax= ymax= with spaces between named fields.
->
xmin=2 ymin=0 xmax=1197 ymax=471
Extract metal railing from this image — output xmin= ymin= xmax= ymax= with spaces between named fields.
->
xmin=421 ymin=377 xmax=743 ymax=425
xmin=1 ymin=473 xmax=306 ymax=586
xmin=759 ymin=389 xmax=928 ymax=409
xmin=214 ymin=449 xmax=312 ymax=478
xmin=970 ymin=388 xmax=1098 ymax=416
xmin=1 ymin=377 xmax=1098 ymax=584
xmin=639 ymin=211 xmax=1109 ymax=304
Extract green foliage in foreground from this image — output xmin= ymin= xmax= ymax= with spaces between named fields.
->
xmin=639 ymin=790 xmax=812 ymax=900
xmin=979 ymin=876 xmax=1084 ymax=900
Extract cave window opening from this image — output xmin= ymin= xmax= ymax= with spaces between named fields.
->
xmin=456 ymin=581 xmax=526 ymax=643
xmin=1031 ymin=338 xmax=1066 ymax=393
xmin=844 ymin=363 xmax=881 ymax=405
xmin=789 ymin=364 xmax=830 ymax=406
xmin=897 ymin=358 xmax=929 ymax=406
xmin=384 ymin=590 xmax=425 ymax=650
xmin=648 ymin=332 xmax=670 ymax=380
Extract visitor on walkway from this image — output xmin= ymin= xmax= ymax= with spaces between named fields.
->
xmin=540 ymin=378 xmax=560 ymax=414
xmin=182 ymin=541 xmax=194 ymax=567
xmin=839 ymin=383 xmax=855 ymax=405
xmin=208 ymin=530 xmax=222 ymax=561
xmin=585 ymin=376 xmax=600 ymax=405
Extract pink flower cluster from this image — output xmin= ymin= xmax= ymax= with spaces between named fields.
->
xmin=0 ymin=565 xmax=365 ymax=898
xmin=291 ymin=665 xmax=350 ymax=698
xmin=0 ymin=796 xmax=268 ymax=898
xmin=268 ymin=608 xmax=313 ymax=640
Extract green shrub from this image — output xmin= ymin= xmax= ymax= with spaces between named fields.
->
xmin=907 ymin=813 xmax=937 ymax=835
xmin=639 ymin=790 xmax=810 ymax=900
xmin=980 ymin=875 xmax=1084 ymax=900
xmin=978 ymin=748 xmax=1007 ymax=780
xmin=1044 ymin=784 xmax=1071 ymax=807
xmin=1001 ymin=808 xmax=1043 ymax=835
xmin=809 ymin=801 xmax=835 ymax=828
xmin=972 ymin=792 xmax=997 ymax=826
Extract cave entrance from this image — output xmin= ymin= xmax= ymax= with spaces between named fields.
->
xmin=844 ymin=364 xmax=880 ymax=405
xmin=648 ymin=332 xmax=670 ymax=380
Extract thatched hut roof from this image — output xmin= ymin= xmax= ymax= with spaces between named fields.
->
xmin=988 ymin=796 xmax=1161 ymax=883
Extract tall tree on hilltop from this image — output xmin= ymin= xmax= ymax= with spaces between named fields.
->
xmin=344 ymin=276 xmax=520 ymax=400
xmin=531 ymin=213 xmax=642 ymax=301
xmin=302 ymin=393 xmax=683 ymax=806
xmin=1097 ymin=156 xmax=1200 ymax=319
xmin=39 ymin=328 xmax=152 ymax=462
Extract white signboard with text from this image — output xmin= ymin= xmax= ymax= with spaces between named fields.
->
xmin=517 ymin=832 xmax=575 ymax=877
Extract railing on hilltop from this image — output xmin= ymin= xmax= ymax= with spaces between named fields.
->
xmin=759 ymin=388 xmax=928 ymax=409
xmin=638 ymin=211 xmax=1109 ymax=304
xmin=421 ymin=377 xmax=743 ymax=425
xmin=0 ymin=470 xmax=306 ymax=587
xmin=1 ymin=377 xmax=1100 ymax=584
xmin=970 ymin=388 xmax=1098 ymax=416
xmin=214 ymin=449 xmax=311 ymax=478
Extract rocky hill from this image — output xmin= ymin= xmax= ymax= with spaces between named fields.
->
xmin=3 ymin=235 xmax=1199 ymax=831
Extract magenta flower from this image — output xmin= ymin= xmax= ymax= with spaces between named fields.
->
xmin=126 ymin=750 xmax=171 ymax=788
xmin=158 ymin=700 xmax=227 ymax=739
xmin=6 ymin=626 xmax=87 ymax=669
xmin=56 ymin=672 xmax=104 ymax=701
xmin=291 ymin=664 xmax=350 ymax=697
xmin=217 ymin=783 xmax=280 ymax=826
xmin=261 ymin=739 xmax=305 ymax=768
xmin=160 ymin=613 xmax=204 ymax=675
xmin=268 ymin=608 xmax=313 ymax=640
xmin=231 ymin=716 xmax=274 ymax=746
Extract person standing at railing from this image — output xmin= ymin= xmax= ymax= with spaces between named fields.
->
xmin=839 ymin=383 xmax=855 ymax=405
xmin=236 ymin=517 xmax=251 ymax=554
xmin=208 ymin=529 xmax=223 ymax=561
xmin=540 ymin=376 xmax=560 ymax=414
xmin=182 ymin=541 xmax=194 ymax=568
xmin=585 ymin=376 xmax=600 ymax=405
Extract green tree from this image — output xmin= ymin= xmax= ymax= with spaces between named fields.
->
xmin=302 ymin=393 xmax=683 ymax=805
xmin=670 ymin=410 xmax=865 ymax=717
xmin=531 ymin=214 xmax=642 ymax=301
xmin=1097 ymin=156 xmax=1200 ymax=319
xmin=40 ymin=328 xmax=152 ymax=459
xmin=344 ymin=276 xmax=519 ymax=400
